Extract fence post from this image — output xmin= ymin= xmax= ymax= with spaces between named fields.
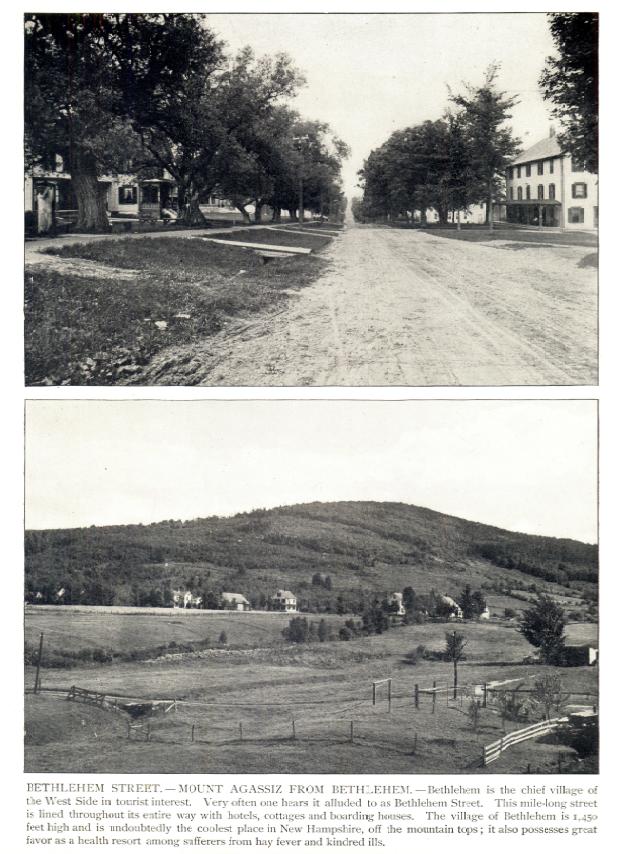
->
xmin=388 ymin=679 xmax=391 ymax=714
xmin=239 ymin=722 xmax=243 ymax=742
xmin=432 ymin=681 xmax=436 ymax=714
xmin=292 ymin=720 xmax=296 ymax=741
xmin=413 ymin=732 xmax=418 ymax=755
xmin=146 ymin=722 xmax=151 ymax=742
xmin=414 ymin=684 xmax=419 ymax=709
xmin=127 ymin=721 xmax=131 ymax=740
xmin=191 ymin=724 xmax=195 ymax=743
xmin=483 ymin=683 xmax=488 ymax=708
xmin=349 ymin=721 xmax=354 ymax=743
xmin=372 ymin=683 xmax=376 ymax=706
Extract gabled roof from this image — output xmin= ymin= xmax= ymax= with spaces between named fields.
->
xmin=510 ymin=136 xmax=562 ymax=166
xmin=222 ymin=592 xmax=250 ymax=604
xmin=274 ymin=589 xmax=296 ymax=599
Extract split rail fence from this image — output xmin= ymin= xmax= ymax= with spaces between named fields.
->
xmin=483 ymin=716 xmax=566 ymax=766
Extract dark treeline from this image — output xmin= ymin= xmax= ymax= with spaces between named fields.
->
xmin=25 ymin=13 xmax=348 ymax=230
xmin=354 ymin=64 xmax=519 ymax=225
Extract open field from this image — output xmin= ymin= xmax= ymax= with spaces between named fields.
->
xmin=24 ymin=607 xmax=350 ymax=654
xmin=25 ymin=616 xmax=598 ymax=774
xmin=25 ymin=229 xmax=334 ymax=386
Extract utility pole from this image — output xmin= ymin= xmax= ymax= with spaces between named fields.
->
xmin=34 ymin=632 xmax=44 ymax=694
xmin=293 ymin=135 xmax=309 ymax=225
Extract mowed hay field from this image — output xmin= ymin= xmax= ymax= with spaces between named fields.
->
xmin=24 ymin=607 xmax=310 ymax=653
xmin=25 ymin=613 xmax=598 ymax=775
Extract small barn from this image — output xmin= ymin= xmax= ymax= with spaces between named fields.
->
xmin=221 ymin=592 xmax=251 ymax=612
xmin=562 ymin=645 xmax=598 ymax=667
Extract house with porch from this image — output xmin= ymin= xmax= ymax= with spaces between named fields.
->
xmin=504 ymin=131 xmax=598 ymax=230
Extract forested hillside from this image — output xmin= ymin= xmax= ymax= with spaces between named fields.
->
xmin=25 ymin=501 xmax=597 ymax=609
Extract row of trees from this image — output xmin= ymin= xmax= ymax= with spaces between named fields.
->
xmin=355 ymin=64 xmax=520 ymax=225
xmin=25 ymin=14 xmax=348 ymax=230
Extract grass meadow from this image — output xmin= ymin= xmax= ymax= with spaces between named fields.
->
xmin=24 ymin=610 xmax=598 ymax=775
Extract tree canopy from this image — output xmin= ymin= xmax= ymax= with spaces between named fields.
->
xmin=518 ymin=594 xmax=567 ymax=664
xmin=24 ymin=13 xmax=348 ymax=230
xmin=539 ymin=13 xmax=598 ymax=173
xmin=357 ymin=64 xmax=519 ymax=225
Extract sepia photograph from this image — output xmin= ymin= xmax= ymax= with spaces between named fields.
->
xmin=24 ymin=399 xmax=598 ymax=775
xmin=24 ymin=12 xmax=598 ymax=387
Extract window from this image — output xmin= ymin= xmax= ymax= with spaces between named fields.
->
xmin=568 ymin=207 xmax=585 ymax=224
xmin=548 ymin=183 xmax=556 ymax=200
xmin=572 ymin=182 xmax=587 ymax=199
xmin=507 ymin=167 xmax=513 ymax=180
xmin=538 ymin=185 xmax=544 ymax=200
xmin=571 ymin=158 xmax=585 ymax=172
xmin=118 ymin=185 xmax=137 ymax=205
xmin=525 ymin=185 xmax=531 ymax=200
xmin=508 ymin=187 xmax=514 ymax=200
xmin=549 ymin=159 xmax=554 ymax=174
xmin=517 ymin=186 xmax=523 ymax=200
xmin=516 ymin=165 xmax=521 ymax=179
xmin=537 ymin=161 xmax=544 ymax=175
xmin=525 ymin=164 xmax=532 ymax=177
xmin=141 ymin=185 xmax=159 ymax=204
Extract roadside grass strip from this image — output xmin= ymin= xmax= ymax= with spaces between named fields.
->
xmin=25 ymin=236 xmax=329 ymax=385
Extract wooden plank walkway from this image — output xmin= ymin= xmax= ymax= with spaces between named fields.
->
xmin=202 ymin=237 xmax=311 ymax=255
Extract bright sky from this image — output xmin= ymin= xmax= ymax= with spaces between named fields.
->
xmin=206 ymin=12 xmax=557 ymax=196
xmin=25 ymin=400 xmax=597 ymax=543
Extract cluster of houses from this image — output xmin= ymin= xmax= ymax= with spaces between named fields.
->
xmin=387 ymin=591 xmax=490 ymax=621
xmin=172 ymin=588 xmax=298 ymax=613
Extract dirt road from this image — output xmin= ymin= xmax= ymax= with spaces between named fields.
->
xmin=136 ymin=224 xmax=597 ymax=386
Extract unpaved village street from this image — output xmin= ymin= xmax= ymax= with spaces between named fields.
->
xmin=139 ymin=224 xmax=597 ymax=386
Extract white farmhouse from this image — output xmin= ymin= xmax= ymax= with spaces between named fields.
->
xmin=272 ymin=590 xmax=298 ymax=612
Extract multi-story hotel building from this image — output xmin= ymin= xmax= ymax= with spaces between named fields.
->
xmin=504 ymin=131 xmax=598 ymax=230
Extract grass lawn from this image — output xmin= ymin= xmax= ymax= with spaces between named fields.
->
xmin=25 ymin=236 xmax=331 ymax=385
xmin=25 ymin=618 xmax=597 ymax=774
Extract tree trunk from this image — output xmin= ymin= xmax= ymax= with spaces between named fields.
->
xmin=271 ymin=206 xmax=282 ymax=223
xmin=178 ymin=194 xmax=207 ymax=227
xmin=70 ymin=149 xmax=110 ymax=233
xmin=288 ymin=208 xmax=298 ymax=222
xmin=420 ymin=208 xmax=427 ymax=226
xmin=235 ymin=203 xmax=251 ymax=224
xmin=254 ymin=200 xmax=264 ymax=224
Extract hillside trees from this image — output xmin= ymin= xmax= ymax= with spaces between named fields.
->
xmin=539 ymin=13 xmax=598 ymax=173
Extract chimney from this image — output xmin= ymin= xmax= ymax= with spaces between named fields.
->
xmin=549 ymin=125 xmax=555 ymax=138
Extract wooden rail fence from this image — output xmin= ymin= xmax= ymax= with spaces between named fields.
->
xmin=483 ymin=716 xmax=567 ymax=766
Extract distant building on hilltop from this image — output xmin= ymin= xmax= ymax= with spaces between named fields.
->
xmin=221 ymin=592 xmax=251 ymax=612
xmin=504 ymin=130 xmax=598 ymax=230
xmin=272 ymin=590 xmax=298 ymax=612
